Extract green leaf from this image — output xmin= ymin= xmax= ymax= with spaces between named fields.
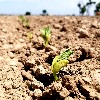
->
xmin=40 ymin=26 xmax=51 ymax=47
xmin=51 ymin=49 xmax=73 ymax=81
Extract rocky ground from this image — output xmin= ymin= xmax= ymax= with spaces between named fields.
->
xmin=0 ymin=16 xmax=100 ymax=100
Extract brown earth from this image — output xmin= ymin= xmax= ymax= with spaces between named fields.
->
xmin=0 ymin=16 xmax=100 ymax=100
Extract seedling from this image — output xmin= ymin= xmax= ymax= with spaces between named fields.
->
xmin=27 ymin=32 xmax=33 ymax=42
xmin=40 ymin=26 xmax=51 ymax=47
xmin=51 ymin=49 xmax=73 ymax=81
xmin=19 ymin=15 xmax=29 ymax=28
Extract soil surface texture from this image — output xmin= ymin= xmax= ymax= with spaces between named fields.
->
xmin=0 ymin=16 xmax=100 ymax=100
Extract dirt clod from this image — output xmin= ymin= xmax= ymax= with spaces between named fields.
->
xmin=0 ymin=16 xmax=100 ymax=100
xmin=33 ymin=89 xmax=42 ymax=97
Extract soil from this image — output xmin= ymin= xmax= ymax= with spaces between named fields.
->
xmin=0 ymin=16 xmax=100 ymax=100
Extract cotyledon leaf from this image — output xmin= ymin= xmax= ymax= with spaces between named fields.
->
xmin=51 ymin=49 xmax=73 ymax=81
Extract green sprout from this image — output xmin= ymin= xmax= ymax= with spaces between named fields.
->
xmin=27 ymin=32 xmax=33 ymax=42
xmin=51 ymin=49 xmax=73 ymax=81
xmin=19 ymin=15 xmax=29 ymax=28
xmin=40 ymin=26 xmax=51 ymax=47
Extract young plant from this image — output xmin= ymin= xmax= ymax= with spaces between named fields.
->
xmin=40 ymin=26 xmax=51 ymax=47
xmin=51 ymin=49 xmax=73 ymax=81
xmin=27 ymin=32 xmax=33 ymax=42
xmin=19 ymin=15 xmax=29 ymax=28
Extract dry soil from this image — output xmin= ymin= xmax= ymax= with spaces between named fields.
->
xmin=0 ymin=16 xmax=100 ymax=100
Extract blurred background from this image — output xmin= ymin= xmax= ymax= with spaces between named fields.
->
xmin=0 ymin=0 xmax=100 ymax=16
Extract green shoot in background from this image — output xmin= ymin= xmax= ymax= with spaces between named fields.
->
xmin=40 ymin=26 xmax=51 ymax=47
xmin=27 ymin=32 xmax=33 ymax=42
xmin=51 ymin=49 xmax=73 ymax=81
xmin=19 ymin=15 xmax=29 ymax=28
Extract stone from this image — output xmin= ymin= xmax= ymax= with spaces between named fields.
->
xmin=59 ymin=87 xmax=70 ymax=98
xmin=77 ymin=28 xmax=89 ymax=38
xmin=32 ymin=77 xmax=44 ymax=89
xmin=33 ymin=89 xmax=42 ymax=97
xmin=35 ymin=65 xmax=47 ymax=75
xmin=21 ymin=70 xmax=33 ymax=81
xmin=53 ymin=24 xmax=61 ymax=29
xmin=51 ymin=81 xmax=62 ymax=91
xmin=64 ymin=97 xmax=74 ymax=100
